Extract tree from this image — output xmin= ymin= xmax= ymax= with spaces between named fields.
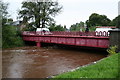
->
xmin=19 ymin=0 xmax=62 ymax=29
xmin=110 ymin=15 xmax=120 ymax=28
xmin=70 ymin=24 xmax=77 ymax=31
xmin=70 ymin=21 xmax=84 ymax=31
xmin=86 ymin=13 xmax=111 ymax=27
xmin=0 ymin=0 xmax=9 ymax=26
xmin=49 ymin=24 xmax=65 ymax=31
xmin=0 ymin=1 xmax=8 ymax=18
xmin=2 ymin=25 xmax=24 ymax=48
xmin=117 ymin=15 xmax=120 ymax=28
xmin=1 ymin=1 xmax=24 ymax=48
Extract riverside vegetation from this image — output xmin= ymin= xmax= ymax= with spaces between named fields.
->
xmin=2 ymin=25 xmax=24 ymax=48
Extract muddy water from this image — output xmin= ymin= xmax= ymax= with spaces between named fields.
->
xmin=2 ymin=46 xmax=107 ymax=78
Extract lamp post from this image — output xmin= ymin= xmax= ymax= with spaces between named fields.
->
xmin=118 ymin=1 xmax=120 ymax=16
xmin=118 ymin=1 xmax=120 ymax=29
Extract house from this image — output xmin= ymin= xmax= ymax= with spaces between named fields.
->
xmin=95 ymin=26 xmax=116 ymax=32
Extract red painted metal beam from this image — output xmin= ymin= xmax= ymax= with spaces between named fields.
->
xmin=36 ymin=41 xmax=41 ymax=47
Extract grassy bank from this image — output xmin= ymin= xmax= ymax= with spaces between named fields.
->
xmin=55 ymin=53 xmax=119 ymax=78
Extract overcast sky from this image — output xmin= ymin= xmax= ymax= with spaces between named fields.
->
xmin=3 ymin=0 xmax=120 ymax=28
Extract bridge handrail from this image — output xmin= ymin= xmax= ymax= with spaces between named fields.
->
xmin=22 ymin=31 xmax=109 ymax=37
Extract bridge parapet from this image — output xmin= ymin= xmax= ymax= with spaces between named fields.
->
xmin=22 ymin=31 xmax=109 ymax=37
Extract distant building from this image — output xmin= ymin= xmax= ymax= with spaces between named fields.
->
xmin=95 ymin=26 xmax=116 ymax=36
xmin=12 ymin=20 xmax=26 ymax=31
xmin=12 ymin=21 xmax=22 ymax=26
xmin=95 ymin=26 xmax=116 ymax=32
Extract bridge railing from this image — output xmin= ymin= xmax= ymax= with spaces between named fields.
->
xmin=22 ymin=31 xmax=109 ymax=37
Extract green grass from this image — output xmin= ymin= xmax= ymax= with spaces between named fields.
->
xmin=55 ymin=53 xmax=119 ymax=78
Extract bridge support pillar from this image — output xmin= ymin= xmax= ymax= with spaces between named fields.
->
xmin=109 ymin=29 xmax=120 ymax=52
xmin=36 ymin=41 xmax=41 ymax=47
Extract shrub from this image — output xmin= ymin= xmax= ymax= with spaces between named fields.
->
xmin=2 ymin=25 xmax=24 ymax=48
xmin=107 ymin=45 xmax=118 ymax=55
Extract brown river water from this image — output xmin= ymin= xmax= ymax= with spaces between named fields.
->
xmin=2 ymin=46 xmax=107 ymax=78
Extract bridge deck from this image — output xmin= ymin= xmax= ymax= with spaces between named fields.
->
xmin=22 ymin=31 xmax=109 ymax=48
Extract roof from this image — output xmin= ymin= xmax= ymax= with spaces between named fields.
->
xmin=96 ymin=26 xmax=116 ymax=28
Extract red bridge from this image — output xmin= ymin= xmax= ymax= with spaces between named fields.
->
xmin=22 ymin=31 xmax=109 ymax=48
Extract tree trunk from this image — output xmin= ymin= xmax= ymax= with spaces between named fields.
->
xmin=42 ymin=19 xmax=45 ymax=28
xmin=35 ymin=15 xmax=41 ymax=28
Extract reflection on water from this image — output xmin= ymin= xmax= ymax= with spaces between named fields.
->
xmin=2 ymin=46 xmax=107 ymax=78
